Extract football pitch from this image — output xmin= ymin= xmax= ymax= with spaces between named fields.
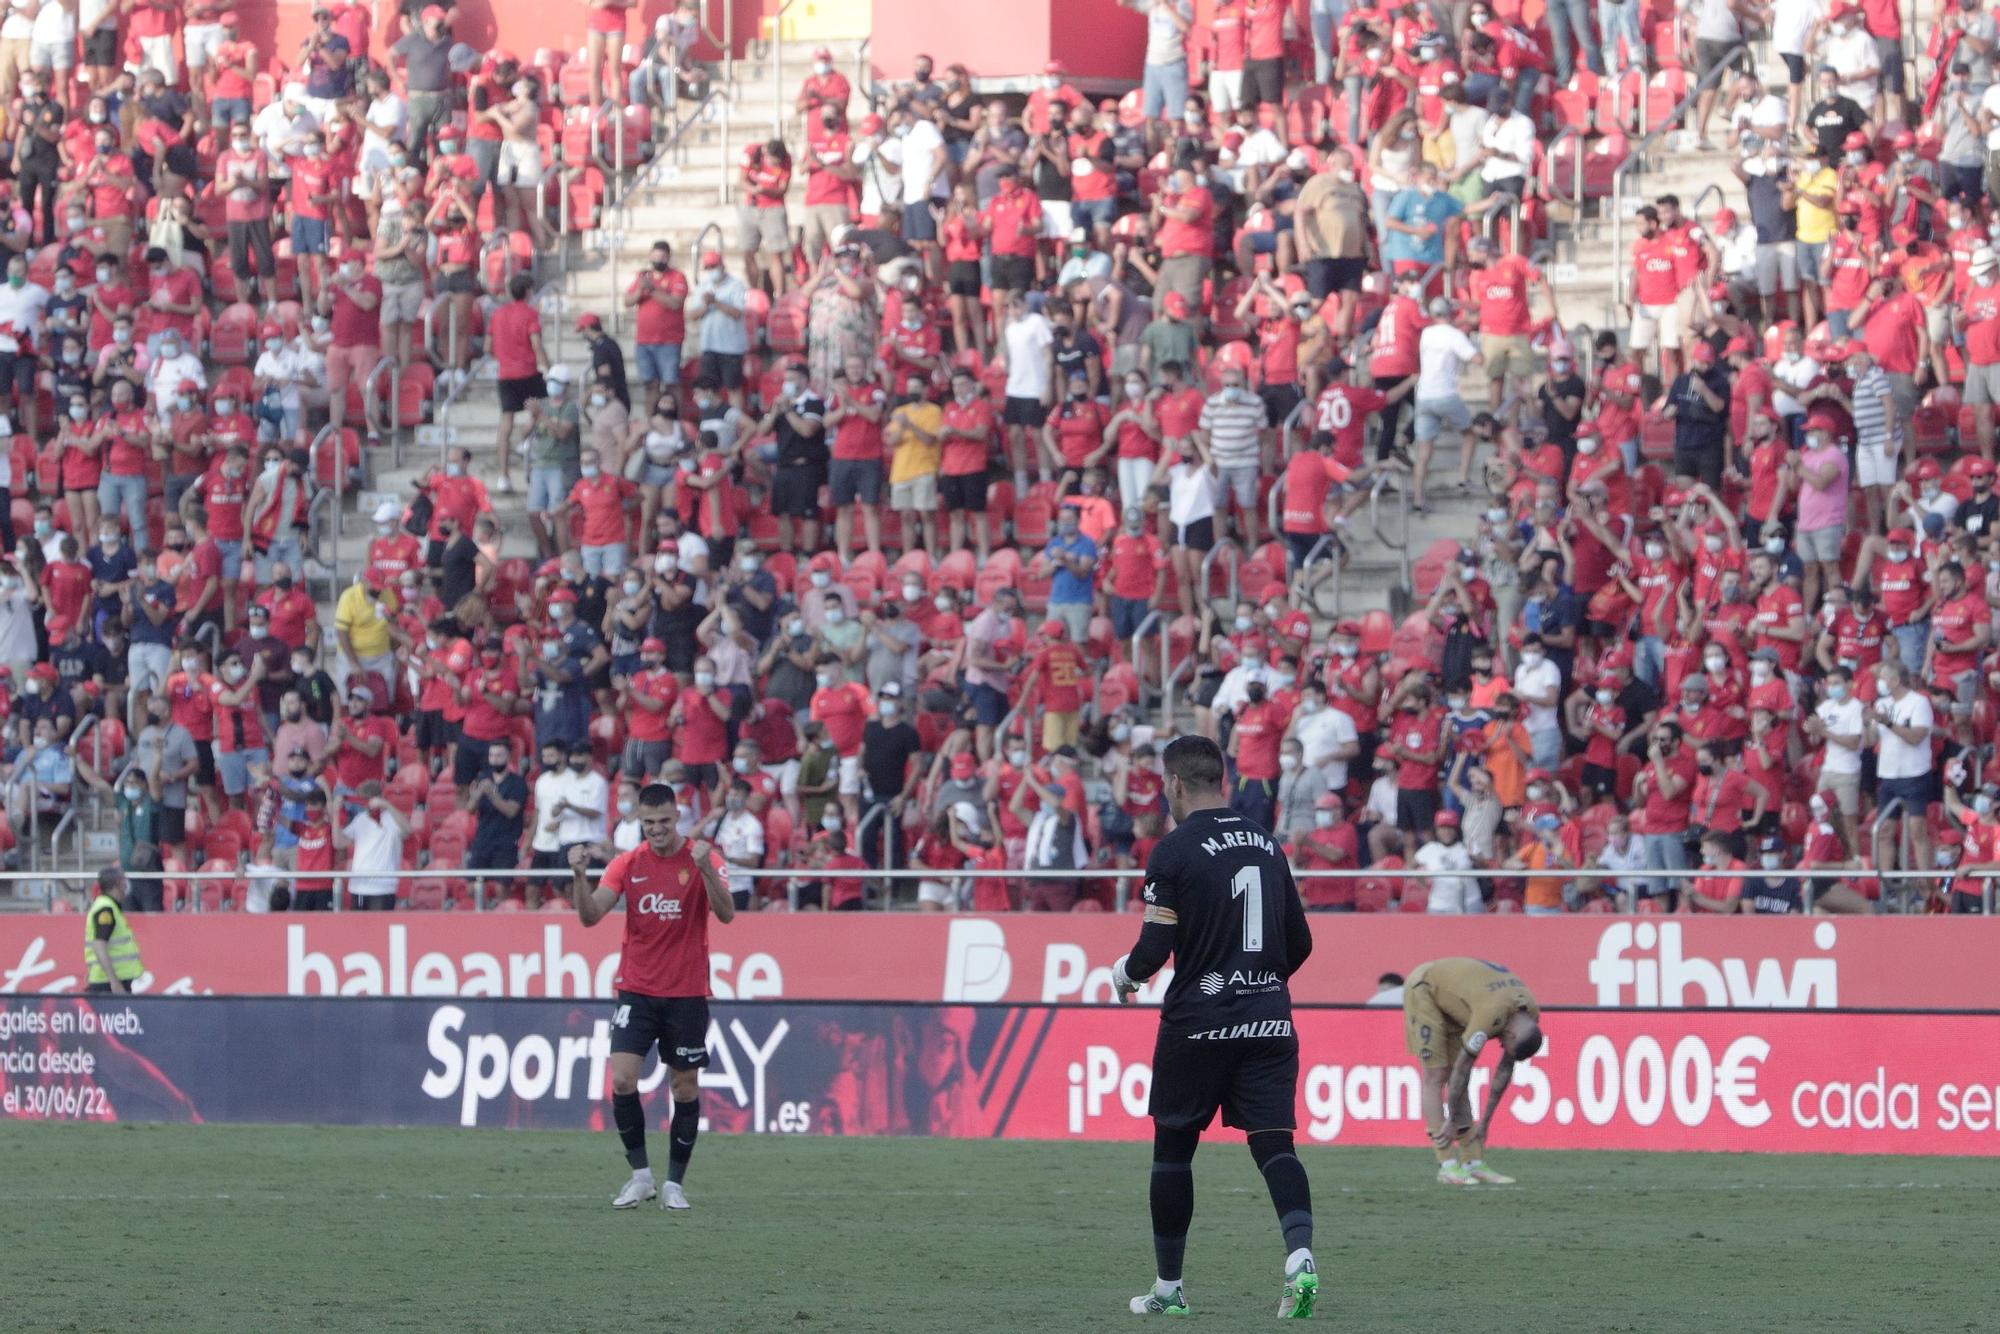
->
xmin=5 ymin=1125 xmax=1993 ymax=1332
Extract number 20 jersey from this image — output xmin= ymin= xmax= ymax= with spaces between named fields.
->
xmin=1140 ymin=808 xmax=1311 ymax=1033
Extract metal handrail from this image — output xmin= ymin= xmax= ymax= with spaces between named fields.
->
xmin=853 ymin=799 xmax=885 ymax=906
xmin=306 ymin=487 xmax=336 ymax=591
xmin=1870 ymin=795 xmax=1916 ymax=912
xmin=1544 ymin=125 xmax=1584 ymax=244
xmin=1367 ymin=473 xmax=1411 ymax=593
xmin=1128 ymin=608 xmax=1162 ymax=686
xmin=306 ymin=421 xmax=341 ymax=539
xmin=855 ymin=37 xmax=873 ymax=113
xmin=1606 ymin=43 xmax=1744 ymax=318
xmin=360 ymin=353 xmax=396 ymax=444
xmin=1199 ymin=537 xmax=1241 ymax=611
xmin=770 ymin=0 xmax=799 ymax=159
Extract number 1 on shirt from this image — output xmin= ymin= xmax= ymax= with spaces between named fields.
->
xmin=1233 ymin=866 xmax=1263 ymax=954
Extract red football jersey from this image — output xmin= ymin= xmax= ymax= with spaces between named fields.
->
xmin=603 ymin=840 xmax=725 ymax=997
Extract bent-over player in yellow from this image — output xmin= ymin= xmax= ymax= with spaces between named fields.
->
xmin=1402 ymin=957 xmax=1542 ymax=1186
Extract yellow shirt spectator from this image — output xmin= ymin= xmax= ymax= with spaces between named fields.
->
xmin=334 ymin=581 xmax=394 ymax=662
xmin=1794 ymin=165 xmax=1840 ymax=245
xmin=888 ymin=400 xmax=944 ymax=486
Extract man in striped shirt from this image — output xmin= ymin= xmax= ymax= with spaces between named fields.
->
xmin=1197 ymin=365 xmax=1267 ymax=548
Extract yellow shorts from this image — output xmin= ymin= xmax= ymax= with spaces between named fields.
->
xmin=1402 ymin=980 xmax=1461 ymax=1071
xmin=1041 ymin=709 xmax=1080 ymax=752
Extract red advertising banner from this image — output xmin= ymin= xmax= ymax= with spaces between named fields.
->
xmin=6 ymin=997 xmax=1998 ymax=1154
xmin=2 ymin=913 xmax=1996 ymax=1008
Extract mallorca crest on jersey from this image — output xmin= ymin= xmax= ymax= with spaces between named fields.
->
xmin=679 ymin=868 xmax=690 ymax=886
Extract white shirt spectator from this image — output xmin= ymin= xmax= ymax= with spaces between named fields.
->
xmin=551 ymin=767 xmax=610 ymax=847
xmin=1772 ymin=350 xmax=1820 ymax=416
xmin=0 ymin=278 xmax=49 ymax=350
xmin=146 ymin=349 xmax=207 ymax=420
xmin=343 ymin=809 xmax=404 ymax=899
xmin=1364 ymin=769 xmax=1398 ymax=824
xmin=1717 ymin=219 xmax=1758 ymax=280
xmin=530 ymin=768 xmax=567 ymax=852
xmin=1815 ymin=694 xmax=1867 ymax=775
xmin=1166 ymin=458 xmax=1219 ymax=526
xmin=1593 ymin=831 xmax=1650 ymax=900
xmin=243 ymin=859 xmax=283 ymax=912
xmin=0 ymin=580 xmax=37 ymax=665
xmin=1002 ymin=311 xmax=1054 ymax=400
xmin=31 ymin=0 xmax=72 ymax=40
xmin=252 ymin=100 xmax=318 ymax=178
xmin=1415 ymin=322 xmax=1478 ymax=400
xmin=1874 ymin=689 xmax=1934 ymax=779
xmin=1293 ymin=703 xmax=1359 ymax=788
xmin=1982 ymin=83 xmax=2000 ymax=150
xmin=1770 ymin=0 xmax=1822 ymax=55
xmin=1 ymin=0 xmax=36 ymax=40
xmin=1237 ymin=127 xmax=1287 ymax=169
xmin=1415 ymin=838 xmax=1479 ymax=912
xmin=1139 ymin=0 xmax=1193 ymax=65
xmin=1210 ymin=659 xmax=1274 ymax=717
xmin=900 ymin=116 xmax=947 ymax=206
xmin=1478 ymin=110 xmax=1535 ymax=184
xmin=612 ymin=816 xmax=642 ymax=853
xmin=1692 ymin=0 xmax=1743 ymax=41
xmin=715 ymin=807 xmax=765 ymax=900
xmin=1730 ymin=92 xmax=1790 ymax=140
xmin=1512 ymin=652 xmax=1562 ymax=732
xmin=1825 ymin=26 xmax=1882 ymax=105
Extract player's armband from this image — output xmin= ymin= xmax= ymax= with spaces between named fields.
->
xmin=1142 ymin=904 xmax=1179 ymax=925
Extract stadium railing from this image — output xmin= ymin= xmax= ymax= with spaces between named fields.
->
xmin=0 ymin=867 xmax=1988 ymax=915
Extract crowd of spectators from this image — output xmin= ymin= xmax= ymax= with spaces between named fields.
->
xmin=7 ymin=0 xmax=1999 ymax=917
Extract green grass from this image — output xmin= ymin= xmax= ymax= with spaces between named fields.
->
xmin=4 ymin=1125 xmax=1994 ymax=1332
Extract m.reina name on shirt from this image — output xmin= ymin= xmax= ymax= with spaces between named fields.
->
xmin=1199 ymin=829 xmax=1277 ymax=857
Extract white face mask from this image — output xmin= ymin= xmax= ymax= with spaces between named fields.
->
xmin=1577 ymin=437 xmax=1598 ymax=455
xmin=731 ymin=757 xmax=752 ymax=775
xmin=1644 ymin=542 xmax=1665 ymax=560
xmin=1279 ymin=753 xmax=1299 ymax=772
xmin=1705 ymin=655 xmax=1727 ymax=672
xmin=1125 ymin=380 xmax=1145 ymax=399
xmin=880 ymin=700 xmax=900 ymax=718
xmin=825 ymin=607 xmax=845 ymax=625
xmin=933 ymin=596 xmax=952 ymax=613
xmin=903 ymin=584 xmax=923 ymax=602
xmin=1888 ymin=548 xmax=1909 ymax=562
xmin=1595 ymin=688 xmax=1614 ymax=705
xmin=181 ymin=656 xmax=200 ymax=673
xmin=1007 ymin=749 xmax=1028 ymax=768
xmin=822 ymin=815 xmax=843 ymax=832
xmin=1827 ymin=684 xmax=1849 ymax=702
xmin=249 ymin=624 xmax=268 ymax=640
xmin=694 ymin=670 xmax=716 ymax=690
xmin=816 ymin=672 xmax=835 ymax=689
xmin=1313 ymin=810 xmax=1334 ymax=829
xmin=617 ymin=799 xmax=636 ymax=818
xmin=811 ymin=570 xmax=831 ymax=588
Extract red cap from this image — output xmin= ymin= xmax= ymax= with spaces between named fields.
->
xmin=950 ymin=752 xmax=977 ymax=778
xmin=813 ymin=45 xmax=833 ymax=60
xmin=1314 ymin=792 xmax=1342 ymax=810
xmin=420 ymin=3 xmax=446 ymax=22
xmin=1938 ymin=825 xmax=1967 ymax=846
xmin=1971 ymin=458 xmax=1996 ymax=477
xmin=547 ymin=587 xmax=579 ymax=604
xmin=1333 ymin=619 xmax=1362 ymax=636
xmin=1890 ymin=129 xmax=1916 ymax=150
xmin=259 ymin=320 xmax=281 ymax=338
xmin=451 ymin=156 xmax=478 ymax=180
xmin=640 ymin=636 xmax=666 ymax=654
xmin=1688 ymin=341 xmax=1716 ymax=363
xmin=859 ymin=113 xmax=883 ymax=134
xmin=1041 ymin=618 xmax=1067 ymax=640
xmin=1724 ymin=335 xmax=1753 ymax=355
xmin=1804 ymin=407 xmax=1840 ymax=436
xmin=1663 ymin=487 xmax=1686 ymax=506
xmin=1888 ymin=527 xmax=1916 ymax=543
xmin=1843 ymin=130 xmax=1870 ymax=151
xmin=1163 ymin=291 xmax=1189 ymax=317
xmin=700 ymin=250 xmax=723 ymax=268
xmin=1435 ymin=810 xmax=1462 ymax=828
xmin=177 ymin=378 xmax=199 ymax=393
xmin=1915 ymin=457 xmax=1943 ymax=480
xmin=1713 ymin=208 xmax=1737 ymax=228
xmin=220 ymin=8 xmax=239 ymax=22
xmin=575 ymin=312 xmax=602 ymax=331
xmin=1043 ymin=59 xmax=1065 ymax=75
xmin=1527 ymin=767 xmax=1555 ymax=783
xmin=1602 ymin=648 xmax=1634 ymax=670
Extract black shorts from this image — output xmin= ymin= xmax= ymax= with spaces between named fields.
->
xmin=608 ymin=991 xmax=712 ymax=1067
xmin=83 ymin=27 xmax=117 ymax=65
xmin=991 ymin=254 xmax=1034 ymax=292
xmin=1149 ymin=1026 xmax=1298 ymax=1132
xmin=195 ymin=744 xmax=217 ymax=790
xmin=441 ymin=268 xmax=479 ymax=295
xmin=1303 ymin=256 xmax=1365 ymax=299
xmin=1395 ymin=786 xmax=1439 ymax=832
xmin=829 ymin=457 xmax=882 ymax=506
xmin=414 ymin=708 xmax=459 ymax=752
xmin=939 ymin=470 xmax=988 ymax=511
xmin=1260 ymin=382 xmax=1301 ymax=428
xmin=497 ymin=374 xmax=545 ymax=414
xmin=699 ymin=350 xmax=745 ymax=389
xmin=770 ymin=464 xmax=824 ymax=517
xmin=947 ymin=260 xmax=981 ymax=297
xmin=1173 ymin=515 xmax=1214 ymax=552
xmin=157 ymin=803 xmax=186 ymax=846
xmin=1003 ymin=396 xmax=1047 ymax=427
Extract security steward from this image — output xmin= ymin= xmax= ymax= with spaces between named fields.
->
xmin=84 ymin=866 xmax=144 ymax=994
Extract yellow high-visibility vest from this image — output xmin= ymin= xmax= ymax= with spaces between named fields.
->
xmin=84 ymin=894 xmax=143 ymax=985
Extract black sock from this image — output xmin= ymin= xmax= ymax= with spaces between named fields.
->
xmin=1150 ymin=1124 xmax=1200 ymax=1285
xmin=613 ymin=1091 xmax=647 ymax=1171
xmin=666 ymin=1097 xmax=700 ymax=1186
xmin=1251 ymin=1131 xmax=1313 ymax=1253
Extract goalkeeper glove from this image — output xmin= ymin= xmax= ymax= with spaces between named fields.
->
xmin=1111 ymin=954 xmax=1140 ymax=1001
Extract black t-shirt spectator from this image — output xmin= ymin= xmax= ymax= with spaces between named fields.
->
xmin=1806 ymin=96 xmax=1867 ymax=159
xmin=438 ymin=533 xmax=479 ymax=607
xmin=472 ymin=769 xmax=530 ymax=858
xmin=87 ymin=542 xmax=135 ymax=619
xmin=1670 ymin=366 xmax=1730 ymax=454
xmin=726 ymin=569 xmax=779 ymax=644
xmin=589 ymin=337 xmax=630 ymax=409
xmin=848 ymin=228 xmax=915 ymax=266
xmin=50 ymin=637 xmax=104 ymax=690
xmin=298 ymin=667 xmax=339 ymax=726
xmin=1538 ymin=372 xmax=1586 ymax=452
xmin=860 ymin=718 xmax=922 ymax=800
xmin=1052 ymin=327 xmax=1102 ymax=387
xmin=1744 ymin=172 xmax=1796 ymax=244
xmin=1957 ymin=491 xmax=2000 ymax=537
xmin=775 ymin=392 xmax=829 ymax=470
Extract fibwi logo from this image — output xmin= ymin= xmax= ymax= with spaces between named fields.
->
xmin=1588 ymin=921 xmax=1839 ymax=1007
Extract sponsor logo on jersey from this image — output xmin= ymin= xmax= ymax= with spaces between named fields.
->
xmin=1198 ymin=969 xmax=1282 ymax=996
xmin=1185 ymin=1019 xmax=1294 ymax=1041
xmin=635 ymin=894 xmax=685 ymax=918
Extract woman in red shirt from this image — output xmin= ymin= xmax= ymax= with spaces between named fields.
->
xmin=56 ymin=392 xmax=106 ymax=540
xmin=1041 ymin=372 xmax=1111 ymax=478
xmin=426 ymin=174 xmax=481 ymax=385
xmin=941 ymin=183 xmax=987 ymax=360
xmin=586 ymin=0 xmax=634 ymax=110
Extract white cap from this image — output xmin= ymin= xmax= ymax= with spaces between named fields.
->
xmin=545 ymin=362 xmax=573 ymax=383
xmin=1285 ymin=148 xmax=1310 ymax=171
xmin=282 ymin=83 xmax=306 ymax=102
xmin=1975 ymin=247 xmax=1999 ymax=271
xmin=1428 ymin=296 xmax=1455 ymax=318
xmin=372 ymin=500 xmax=399 ymax=523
